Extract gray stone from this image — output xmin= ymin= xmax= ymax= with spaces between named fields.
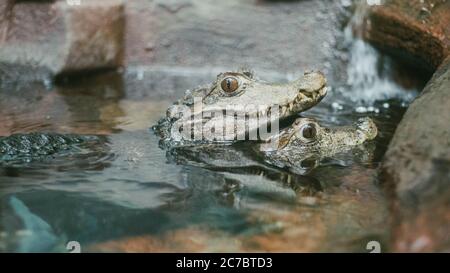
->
xmin=381 ymin=59 xmax=450 ymax=252
xmin=124 ymin=0 xmax=339 ymax=75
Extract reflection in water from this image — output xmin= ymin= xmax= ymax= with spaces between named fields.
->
xmin=7 ymin=196 xmax=59 ymax=253
xmin=0 ymin=109 xmax=393 ymax=253
xmin=0 ymin=72 xmax=125 ymax=136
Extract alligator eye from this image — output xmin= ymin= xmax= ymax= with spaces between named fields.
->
xmin=301 ymin=123 xmax=317 ymax=140
xmin=221 ymin=77 xmax=239 ymax=93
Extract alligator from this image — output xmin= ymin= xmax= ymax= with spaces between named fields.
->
xmin=258 ymin=116 xmax=378 ymax=174
xmin=168 ymin=116 xmax=378 ymax=175
xmin=0 ymin=70 xmax=377 ymax=176
xmin=153 ymin=69 xmax=327 ymax=147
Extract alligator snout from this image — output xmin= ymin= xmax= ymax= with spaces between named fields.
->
xmin=293 ymin=71 xmax=328 ymax=100
xmin=297 ymin=71 xmax=327 ymax=93
xmin=156 ymin=69 xmax=331 ymax=145
xmin=259 ymin=116 xmax=378 ymax=154
xmin=356 ymin=117 xmax=378 ymax=142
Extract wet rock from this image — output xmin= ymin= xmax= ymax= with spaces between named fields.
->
xmin=381 ymin=59 xmax=450 ymax=252
xmin=362 ymin=0 xmax=450 ymax=253
xmin=364 ymin=0 xmax=449 ymax=70
xmin=0 ymin=0 xmax=125 ymax=80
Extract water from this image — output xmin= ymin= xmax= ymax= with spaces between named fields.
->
xmin=0 ymin=2 xmax=428 ymax=252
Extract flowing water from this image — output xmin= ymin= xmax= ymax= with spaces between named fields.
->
xmin=0 ymin=1 xmax=429 ymax=252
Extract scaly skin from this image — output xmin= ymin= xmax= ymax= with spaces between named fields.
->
xmin=154 ymin=69 xmax=327 ymax=147
xmin=0 ymin=117 xmax=376 ymax=174
xmin=259 ymin=117 xmax=378 ymax=173
xmin=0 ymin=133 xmax=106 ymax=165
xmin=168 ymin=117 xmax=378 ymax=175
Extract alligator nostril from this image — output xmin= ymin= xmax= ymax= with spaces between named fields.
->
xmin=356 ymin=118 xmax=378 ymax=140
xmin=299 ymin=89 xmax=314 ymax=99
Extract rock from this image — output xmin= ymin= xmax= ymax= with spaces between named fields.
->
xmin=124 ymin=0 xmax=339 ymax=74
xmin=0 ymin=1 xmax=14 ymax=41
xmin=381 ymin=59 xmax=450 ymax=252
xmin=364 ymin=0 xmax=449 ymax=70
xmin=363 ymin=0 xmax=450 ymax=253
xmin=0 ymin=0 xmax=125 ymax=80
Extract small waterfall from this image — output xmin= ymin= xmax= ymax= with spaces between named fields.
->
xmin=336 ymin=0 xmax=418 ymax=112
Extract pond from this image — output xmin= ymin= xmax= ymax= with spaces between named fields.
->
xmin=0 ymin=1 xmax=430 ymax=252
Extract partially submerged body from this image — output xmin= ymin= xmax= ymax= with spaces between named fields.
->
xmin=154 ymin=69 xmax=327 ymax=147
xmin=0 ymin=133 xmax=109 ymax=167
xmin=169 ymin=117 xmax=378 ymax=175
xmin=0 ymin=70 xmax=377 ymax=175
xmin=259 ymin=117 xmax=378 ymax=173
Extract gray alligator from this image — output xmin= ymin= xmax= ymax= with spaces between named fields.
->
xmin=0 ymin=70 xmax=377 ymax=174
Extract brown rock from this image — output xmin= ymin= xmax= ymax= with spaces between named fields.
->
xmin=364 ymin=0 xmax=450 ymax=70
xmin=0 ymin=0 xmax=124 ymax=78
xmin=0 ymin=1 xmax=14 ymax=42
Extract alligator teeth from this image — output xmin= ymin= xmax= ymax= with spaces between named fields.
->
xmin=289 ymin=103 xmax=294 ymax=112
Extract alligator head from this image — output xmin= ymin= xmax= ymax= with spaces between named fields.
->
xmin=154 ymin=69 xmax=327 ymax=147
xmin=259 ymin=117 xmax=378 ymax=173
